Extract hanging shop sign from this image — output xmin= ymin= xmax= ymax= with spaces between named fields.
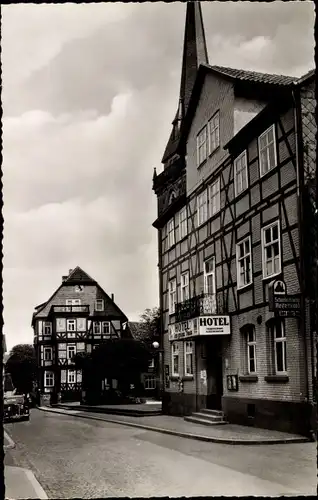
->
xmin=168 ymin=319 xmax=198 ymax=341
xmin=268 ymin=279 xmax=301 ymax=317
xmin=199 ymin=316 xmax=231 ymax=336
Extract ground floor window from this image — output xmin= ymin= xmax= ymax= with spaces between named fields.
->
xmin=172 ymin=342 xmax=180 ymax=376
xmin=246 ymin=326 xmax=257 ymax=374
xmin=184 ymin=341 xmax=193 ymax=375
xmin=44 ymin=371 xmax=54 ymax=387
xmin=144 ymin=375 xmax=156 ymax=390
xmin=271 ymin=320 xmax=287 ymax=374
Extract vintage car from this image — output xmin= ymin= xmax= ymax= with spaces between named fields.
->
xmin=3 ymin=373 xmax=30 ymax=422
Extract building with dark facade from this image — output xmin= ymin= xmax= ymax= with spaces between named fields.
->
xmin=32 ymin=267 xmax=128 ymax=402
xmin=152 ymin=2 xmax=316 ymax=436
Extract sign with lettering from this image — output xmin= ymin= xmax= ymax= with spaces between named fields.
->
xmin=199 ymin=316 xmax=231 ymax=336
xmin=268 ymin=279 xmax=301 ymax=317
xmin=168 ymin=319 xmax=198 ymax=341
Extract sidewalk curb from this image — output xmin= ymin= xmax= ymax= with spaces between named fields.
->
xmin=37 ymin=406 xmax=310 ymax=446
xmin=5 ymin=466 xmax=48 ymax=500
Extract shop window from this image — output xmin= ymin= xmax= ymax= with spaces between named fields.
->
xmin=144 ymin=375 xmax=156 ymax=390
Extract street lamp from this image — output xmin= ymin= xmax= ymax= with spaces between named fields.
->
xmin=152 ymin=341 xmax=164 ymax=403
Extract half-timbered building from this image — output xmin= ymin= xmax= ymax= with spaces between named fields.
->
xmin=152 ymin=3 xmax=316 ymax=436
xmin=32 ymin=267 xmax=128 ymax=402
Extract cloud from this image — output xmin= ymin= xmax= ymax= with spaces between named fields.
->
xmin=2 ymin=2 xmax=314 ymax=349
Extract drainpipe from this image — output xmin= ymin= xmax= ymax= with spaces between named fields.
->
xmin=292 ymin=87 xmax=310 ymax=405
xmin=158 ymin=227 xmax=165 ymax=403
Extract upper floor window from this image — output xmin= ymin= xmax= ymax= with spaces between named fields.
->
xmin=44 ymin=371 xmax=54 ymax=387
xmin=204 ymin=257 xmax=216 ymax=296
xmin=144 ymin=374 xmax=156 ymax=390
xmin=236 ymin=236 xmax=252 ymax=289
xmin=93 ymin=322 xmax=101 ymax=334
xmin=259 ymin=125 xmax=277 ymax=176
xmin=95 ymin=299 xmax=104 ymax=311
xmin=66 ymin=299 xmax=81 ymax=311
xmin=179 ymin=207 xmax=187 ymax=240
xmin=44 ymin=347 xmax=53 ymax=361
xmin=44 ymin=322 xmax=52 ymax=335
xmin=68 ymin=370 xmax=76 ymax=384
xmin=234 ymin=151 xmax=248 ymax=196
xmin=208 ymin=178 xmax=220 ymax=217
xmin=197 ymin=125 xmax=208 ymax=166
xmin=171 ymin=342 xmax=180 ymax=376
xmin=180 ymin=272 xmax=189 ymax=303
xmin=208 ymin=112 xmax=220 ymax=154
xmin=67 ymin=319 xmax=76 ymax=332
xmin=67 ymin=345 xmax=76 ymax=360
xmin=168 ymin=279 xmax=177 ymax=315
xmin=167 ymin=218 xmax=175 ymax=248
xmin=197 ymin=190 xmax=208 ymax=226
xmin=101 ymin=322 xmax=110 ymax=334
xmin=261 ymin=221 xmax=281 ymax=278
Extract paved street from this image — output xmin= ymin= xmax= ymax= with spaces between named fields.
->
xmin=4 ymin=409 xmax=316 ymax=498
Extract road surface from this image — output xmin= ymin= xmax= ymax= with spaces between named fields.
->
xmin=4 ymin=409 xmax=316 ymax=498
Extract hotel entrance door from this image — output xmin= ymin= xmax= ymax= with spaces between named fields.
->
xmin=206 ymin=339 xmax=223 ymax=410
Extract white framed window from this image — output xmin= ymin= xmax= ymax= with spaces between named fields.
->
xmin=168 ymin=279 xmax=177 ymax=315
xmin=180 ymin=272 xmax=189 ymax=302
xmin=258 ymin=125 xmax=277 ymax=176
xmin=95 ymin=299 xmax=104 ymax=311
xmin=94 ymin=322 xmax=101 ymax=334
xmin=197 ymin=125 xmax=208 ymax=166
xmin=171 ymin=343 xmax=180 ymax=376
xmin=44 ymin=347 xmax=53 ymax=361
xmin=208 ymin=112 xmax=220 ymax=154
xmin=66 ymin=299 xmax=81 ymax=311
xmin=179 ymin=207 xmax=187 ymax=240
xmin=234 ymin=151 xmax=248 ymax=196
xmin=197 ymin=190 xmax=208 ymax=226
xmin=67 ymin=319 xmax=76 ymax=331
xmin=261 ymin=221 xmax=281 ymax=278
xmin=204 ymin=257 xmax=216 ymax=296
xmin=144 ymin=375 xmax=156 ymax=390
xmin=246 ymin=327 xmax=257 ymax=374
xmin=236 ymin=236 xmax=252 ymax=289
xmin=68 ymin=370 xmax=76 ymax=384
xmin=67 ymin=345 xmax=76 ymax=360
xmin=208 ymin=178 xmax=220 ymax=217
xmin=271 ymin=320 xmax=287 ymax=374
xmin=44 ymin=322 xmax=52 ymax=335
xmin=148 ymin=358 xmax=155 ymax=369
xmin=102 ymin=322 xmax=110 ymax=334
xmin=167 ymin=218 xmax=175 ymax=248
xmin=184 ymin=341 xmax=193 ymax=376
xmin=44 ymin=371 xmax=54 ymax=388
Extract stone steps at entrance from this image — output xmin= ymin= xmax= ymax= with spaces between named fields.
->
xmin=184 ymin=411 xmax=228 ymax=426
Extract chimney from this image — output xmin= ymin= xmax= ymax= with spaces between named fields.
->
xmin=111 ymin=293 xmax=114 ymax=301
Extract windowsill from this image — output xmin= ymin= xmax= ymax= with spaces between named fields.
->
xmin=170 ymin=375 xmax=180 ymax=381
xmin=197 ymin=158 xmax=207 ymax=170
xmin=264 ymin=374 xmax=289 ymax=383
xmin=259 ymin=164 xmax=278 ymax=181
xmin=237 ymin=282 xmax=253 ymax=293
xmin=239 ymin=374 xmax=258 ymax=382
xmin=262 ymin=270 xmax=282 ymax=282
xmin=234 ymin=186 xmax=249 ymax=202
xmin=178 ymin=235 xmax=188 ymax=244
xmin=182 ymin=375 xmax=194 ymax=381
xmin=208 ymin=145 xmax=220 ymax=158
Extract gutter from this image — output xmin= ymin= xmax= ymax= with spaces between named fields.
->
xmin=292 ymin=85 xmax=311 ymax=404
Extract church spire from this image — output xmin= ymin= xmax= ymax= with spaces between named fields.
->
xmin=162 ymin=1 xmax=209 ymax=164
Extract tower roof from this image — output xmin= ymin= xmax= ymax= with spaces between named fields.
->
xmin=162 ymin=2 xmax=208 ymax=163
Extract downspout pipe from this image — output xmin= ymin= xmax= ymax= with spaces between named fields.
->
xmin=292 ymin=86 xmax=311 ymax=406
xmin=157 ymin=227 xmax=165 ymax=404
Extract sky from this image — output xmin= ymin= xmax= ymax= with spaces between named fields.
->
xmin=2 ymin=1 xmax=315 ymax=351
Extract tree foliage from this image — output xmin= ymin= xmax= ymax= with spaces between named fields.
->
xmin=5 ymin=344 xmax=37 ymax=394
xmin=137 ymin=307 xmax=160 ymax=344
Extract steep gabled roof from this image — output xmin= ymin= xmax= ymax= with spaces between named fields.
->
xmin=64 ymin=267 xmax=96 ymax=284
xmin=207 ymin=65 xmax=298 ymax=86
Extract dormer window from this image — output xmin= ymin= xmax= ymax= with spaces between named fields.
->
xmin=95 ymin=299 xmax=104 ymax=312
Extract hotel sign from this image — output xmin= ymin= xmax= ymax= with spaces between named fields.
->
xmin=169 ymin=315 xmax=231 ymax=340
xmin=199 ymin=316 xmax=231 ymax=336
